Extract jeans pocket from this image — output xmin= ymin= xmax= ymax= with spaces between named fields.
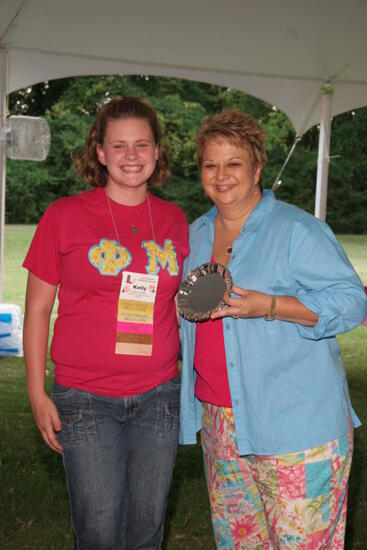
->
xmin=155 ymin=377 xmax=180 ymax=435
xmin=165 ymin=374 xmax=181 ymax=388
xmin=162 ymin=403 xmax=180 ymax=433
xmin=51 ymin=383 xmax=75 ymax=399
xmin=51 ymin=386 xmax=96 ymax=448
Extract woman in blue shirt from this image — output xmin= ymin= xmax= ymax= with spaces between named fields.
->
xmin=179 ymin=109 xmax=367 ymax=549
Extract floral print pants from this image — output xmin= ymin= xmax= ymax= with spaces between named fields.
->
xmin=201 ymin=403 xmax=353 ymax=549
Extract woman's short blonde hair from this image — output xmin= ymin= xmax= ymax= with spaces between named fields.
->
xmin=74 ymin=96 xmax=170 ymax=188
xmin=196 ymin=109 xmax=267 ymax=188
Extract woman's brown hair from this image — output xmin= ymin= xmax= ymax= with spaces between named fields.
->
xmin=74 ymin=96 xmax=170 ymax=188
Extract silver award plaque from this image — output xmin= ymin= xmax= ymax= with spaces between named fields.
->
xmin=178 ymin=263 xmax=232 ymax=321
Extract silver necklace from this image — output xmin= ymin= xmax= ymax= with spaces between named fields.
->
xmin=105 ymin=190 xmax=156 ymax=243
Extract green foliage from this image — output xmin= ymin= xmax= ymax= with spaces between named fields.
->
xmin=5 ymin=112 xmax=91 ymax=222
xmin=326 ymin=109 xmax=367 ymax=233
xmin=45 ymin=113 xmax=91 ymax=198
xmin=270 ymin=147 xmax=318 ymax=215
xmin=8 ymin=78 xmax=72 ymax=116
xmin=153 ymin=94 xmax=207 ymax=179
xmin=154 ymin=177 xmax=212 ymax=224
xmin=5 ymin=161 xmax=55 ymax=223
xmin=6 ymin=76 xmax=367 ymax=231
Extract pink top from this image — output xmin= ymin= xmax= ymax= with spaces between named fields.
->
xmin=24 ymin=188 xmax=189 ymax=397
xmin=194 ymin=257 xmax=232 ymax=407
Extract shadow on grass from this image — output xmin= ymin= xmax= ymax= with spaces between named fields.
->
xmin=342 ymin=327 xmax=367 ymax=549
xmin=346 ymin=429 xmax=365 ymax=549
xmin=163 ymin=442 xmax=214 ymax=550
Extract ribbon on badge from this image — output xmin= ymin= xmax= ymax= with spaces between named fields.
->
xmin=115 ymin=271 xmax=158 ymax=356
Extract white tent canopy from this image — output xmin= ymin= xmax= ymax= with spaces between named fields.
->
xmin=2 ymin=0 xmax=367 ymax=134
xmin=1 ymin=0 xmax=367 ymax=299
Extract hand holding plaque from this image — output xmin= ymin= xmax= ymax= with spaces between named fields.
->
xmin=178 ymin=263 xmax=232 ymax=321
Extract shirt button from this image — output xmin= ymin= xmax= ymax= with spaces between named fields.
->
xmin=225 ymin=324 xmax=230 ymax=330
xmin=229 ymin=362 xmax=234 ymax=368
xmin=233 ymin=400 xmax=239 ymax=405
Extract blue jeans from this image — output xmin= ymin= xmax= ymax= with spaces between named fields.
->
xmin=51 ymin=375 xmax=180 ymax=550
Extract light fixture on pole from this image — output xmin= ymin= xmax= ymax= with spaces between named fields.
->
xmin=1 ymin=114 xmax=50 ymax=161
xmin=0 ymin=114 xmax=50 ymax=356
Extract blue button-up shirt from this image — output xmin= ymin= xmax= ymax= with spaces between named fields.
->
xmin=179 ymin=190 xmax=367 ymax=455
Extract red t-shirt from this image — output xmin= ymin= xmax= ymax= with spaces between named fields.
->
xmin=194 ymin=258 xmax=232 ymax=407
xmin=24 ymin=188 xmax=189 ymax=397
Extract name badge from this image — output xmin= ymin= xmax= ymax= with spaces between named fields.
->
xmin=115 ymin=271 xmax=159 ymax=356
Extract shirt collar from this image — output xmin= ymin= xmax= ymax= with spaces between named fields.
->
xmin=198 ymin=189 xmax=276 ymax=233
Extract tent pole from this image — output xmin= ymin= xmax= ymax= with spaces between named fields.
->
xmin=0 ymin=48 xmax=8 ymax=303
xmin=314 ymin=84 xmax=333 ymax=221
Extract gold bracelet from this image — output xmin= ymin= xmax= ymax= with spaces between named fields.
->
xmin=264 ymin=295 xmax=276 ymax=321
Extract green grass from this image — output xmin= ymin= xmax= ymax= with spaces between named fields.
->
xmin=3 ymin=225 xmax=36 ymax=308
xmin=338 ymin=235 xmax=367 ymax=285
xmin=1 ymin=226 xmax=367 ymax=549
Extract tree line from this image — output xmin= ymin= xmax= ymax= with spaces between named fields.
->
xmin=6 ymin=75 xmax=367 ymax=232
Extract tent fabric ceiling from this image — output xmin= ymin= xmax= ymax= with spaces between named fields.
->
xmin=1 ymin=0 xmax=367 ymax=134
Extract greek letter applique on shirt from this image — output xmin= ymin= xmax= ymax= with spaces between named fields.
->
xmin=88 ymin=239 xmax=132 ymax=276
xmin=142 ymin=239 xmax=179 ymax=275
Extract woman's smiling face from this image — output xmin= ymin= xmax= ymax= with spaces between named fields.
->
xmin=97 ymin=117 xmax=158 ymax=196
xmin=201 ymin=138 xmax=261 ymax=211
